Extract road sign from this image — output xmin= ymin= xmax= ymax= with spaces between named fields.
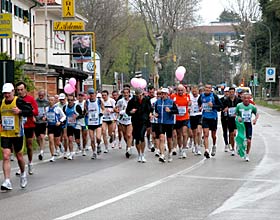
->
xmin=53 ymin=21 xmax=85 ymax=31
xmin=266 ymin=67 xmax=276 ymax=82
xmin=62 ymin=0 xmax=75 ymax=18
xmin=0 ymin=13 xmax=12 ymax=39
xmin=86 ymin=62 xmax=94 ymax=72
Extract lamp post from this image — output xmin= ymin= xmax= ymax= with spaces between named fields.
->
xmin=143 ymin=52 xmax=148 ymax=82
xmin=252 ymin=21 xmax=272 ymax=97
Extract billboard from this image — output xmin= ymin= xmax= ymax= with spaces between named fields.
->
xmin=72 ymin=34 xmax=92 ymax=63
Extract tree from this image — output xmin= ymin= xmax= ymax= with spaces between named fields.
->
xmin=219 ymin=9 xmax=241 ymax=22
xmin=0 ymin=52 xmax=34 ymax=91
xmin=132 ymin=0 xmax=199 ymax=88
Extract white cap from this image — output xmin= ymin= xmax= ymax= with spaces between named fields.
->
xmin=224 ymin=87 xmax=230 ymax=92
xmin=58 ymin=93 xmax=66 ymax=99
xmin=161 ymin=88 xmax=169 ymax=94
xmin=2 ymin=83 xmax=14 ymax=93
xmin=96 ymin=93 xmax=102 ymax=98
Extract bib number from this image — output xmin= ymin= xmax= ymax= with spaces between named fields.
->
xmin=2 ymin=116 xmax=15 ymax=130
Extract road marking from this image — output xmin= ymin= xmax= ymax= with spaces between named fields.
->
xmin=54 ymin=158 xmax=206 ymax=220
xmin=258 ymin=108 xmax=274 ymax=118
xmin=180 ymin=174 xmax=280 ymax=183
xmin=209 ymin=130 xmax=278 ymax=216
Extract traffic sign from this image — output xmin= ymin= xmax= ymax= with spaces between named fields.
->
xmin=266 ymin=67 xmax=276 ymax=82
xmin=0 ymin=13 xmax=12 ymax=39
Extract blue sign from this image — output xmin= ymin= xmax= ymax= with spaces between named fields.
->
xmin=86 ymin=62 xmax=94 ymax=72
xmin=266 ymin=67 xmax=276 ymax=82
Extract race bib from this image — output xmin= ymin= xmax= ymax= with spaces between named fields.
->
xmin=178 ymin=106 xmax=186 ymax=116
xmin=192 ymin=104 xmax=199 ymax=113
xmin=202 ymin=103 xmax=212 ymax=112
xmin=241 ymin=110 xmax=251 ymax=122
xmin=38 ymin=107 xmax=45 ymax=117
xmin=88 ymin=112 xmax=99 ymax=125
xmin=2 ymin=116 xmax=15 ymax=130
xmin=67 ymin=116 xmax=76 ymax=126
xmin=228 ymin=107 xmax=236 ymax=117
xmin=46 ymin=112 xmax=56 ymax=123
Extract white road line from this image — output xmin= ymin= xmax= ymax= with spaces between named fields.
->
xmin=54 ymin=158 xmax=206 ymax=220
xmin=180 ymin=174 xmax=280 ymax=183
xmin=257 ymin=108 xmax=274 ymax=118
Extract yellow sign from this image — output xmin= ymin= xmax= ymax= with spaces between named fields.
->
xmin=62 ymin=0 xmax=75 ymax=17
xmin=0 ymin=13 xmax=12 ymax=39
xmin=54 ymin=21 xmax=85 ymax=31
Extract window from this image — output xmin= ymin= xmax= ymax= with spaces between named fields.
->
xmin=19 ymin=42 xmax=23 ymax=54
xmin=49 ymin=20 xmax=53 ymax=48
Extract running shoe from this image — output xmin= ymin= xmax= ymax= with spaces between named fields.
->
xmin=20 ymin=172 xmax=27 ymax=188
xmin=141 ymin=155 xmax=147 ymax=163
xmin=38 ymin=152 xmax=44 ymax=161
xmin=211 ymin=145 xmax=216 ymax=157
xmin=137 ymin=155 xmax=142 ymax=162
xmin=1 ymin=179 xmax=12 ymax=190
xmin=68 ymin=152 xmax=74 ymax=160
xmin=195 ymin=146 xmax=202 ymax=156
xmin=245 ymin=155 xmax=250 ymax=162
xmin=182 ymin=151 xmax=187 ymax=159
xmin=155 ymin=149 xmax=160 ymax=157
xmin=231 ymin=150 xmax=235 ymax=156
xmin=97 ymin=146 xmax=102 ymax=155
xmin=82 ymin=149 xmax=87 ymax=156
xmin=159 ymin=155 xmax=166 ymax=163
xmin=15 ymin=169 xmax=21 ymax=176
xmin=172 ymin=149 xmax=177 ymax=156
xmin=224 ymin=144 xmax=229 ymax=152
xmin=91 ymin=152 xmax=97 ymax=159
xmin=63 ymin=152 xmax=68 ymax=159
xmin=178 ymin=148 xmax=182 ymax=159
xmin=10 ymin=154 xmax=14 ymax=161
xmin=192 ymin=146 xmax=196 ymax=154
xmin=204 ymin=149 xmax=210 ymax=159
xmin=168 ymin=154 xmax=173 ymax=163
xmin=49 ymin=156 xmax=55 ymax=162
xmin=118 ymin=142 xmax=122 ymax=149
xmin=125 ymin=148 xmax=131 ymax=158
xmin=28 ymin=163 xmax=33 ymax=175
xmin=104 ymin=147 xmax=109 ymax=153
xmin=151 ymin=145 xmax=155 ymax=152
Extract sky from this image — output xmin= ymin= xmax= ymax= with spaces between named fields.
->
xmin=199 ymin=0 xmax=225 ymax=24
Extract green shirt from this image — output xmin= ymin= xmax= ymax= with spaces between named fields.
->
xmin=235 ymin=103 xmax=257 ymax=123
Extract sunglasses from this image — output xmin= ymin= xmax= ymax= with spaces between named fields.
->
xmin=68 ymin=99 xmax=74 ymax=101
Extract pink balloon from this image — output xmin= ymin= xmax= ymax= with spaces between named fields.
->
xmin=69 ymin=78 xmax=76 ymax=87
xmin=175 ymin=66 xmax=186 ymax=81
xmin=139 ymin=78 xmax=147 ymax=89
xmin=131 ymin=78 xmax=140 ymax=88
xmin=64 ymin=84 xmax=75 ymax=94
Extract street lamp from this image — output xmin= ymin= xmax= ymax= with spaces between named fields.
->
xmin=252 ymin=21 xmax=272 ymax=97
xmin=143 ymin=52 xmax=149 ymax=82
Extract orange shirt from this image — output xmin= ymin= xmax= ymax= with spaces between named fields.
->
xmin=171 ymin=93 xmax=190 ymax=121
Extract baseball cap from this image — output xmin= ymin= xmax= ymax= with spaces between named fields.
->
xmin=96 ymin=93 xmax=102 ymax=98
xmin=88 ymin=88 xmax=95 ymax=94
xmin=161 ymin=88 xmax=169 ymax=94
xmin=224 ymin=87 xmax=230 ymax=92
xmin=78 ymin=91 xmax=84 ymax=96
xmin=58 ymin=93 xmax=66 ymax=100
xmin=2 ymin=83 xmax=14 ymax=93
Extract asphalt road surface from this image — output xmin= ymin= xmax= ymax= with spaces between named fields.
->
xmin=0 ymin=105 xmax=279 ymax=220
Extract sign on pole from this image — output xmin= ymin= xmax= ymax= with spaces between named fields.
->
xmin=266 ymin=67 xmax=276 ymax=82
xmin=62 ymin=0 xmax=75 ymax=18
xmin=53 ymin=21 xmax=85 ymax=31
xmin=0 ymin=13 xmax=12 ymax=38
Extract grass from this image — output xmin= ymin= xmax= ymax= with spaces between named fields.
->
xmin=0 ymin=138 xmax=38 ymax=160
xmin=255 ymin=99 xmax=280 ymax=111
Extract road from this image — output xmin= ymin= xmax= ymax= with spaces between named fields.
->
xmin=0 ymin=105 xmax=280 ymax=220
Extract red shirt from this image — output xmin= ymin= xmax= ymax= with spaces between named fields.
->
xmin=22 ymin=95 xmax=38 ymax=128
xmin=171 ymin=93 xmax=190 ymax=121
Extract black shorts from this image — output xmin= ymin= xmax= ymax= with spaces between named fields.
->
xmin=35 ymin=123 xmax=47 ymax=137
xmin=151 ymin=123 xmax=159 ymax=133
xmin=132 ymin=123 xmax=146 ymax=145
xmin=156 ymin=124 xmax=174 ymax=139
xmin=24 ymin=127 xmax=35 ymax=139
xmin=1 ymin=136 xmax=24 ymax=153
xmin=88 ymin=124 xmax=102 ymax=131
xmin=228 ymin=117 xmax=236 ymax=132
xmin=103 ymin=121 xmax=113 ymax=125
xmin=67 ymin=126 xmax=81 ymax=139
xmin=174 ymin=120 xmax=189 ymax=130
xmin=190 ymin=115 xmax=202 ymax=130
xmin=47 ymin=125 xmax=62 ymax=137
xmin=146 ymin=121 xmax=151 ymax=128
xmin=202 ymin=118 xmax=217 ymax=131
xmin=244 ymin=122 xmax=253 ymax=139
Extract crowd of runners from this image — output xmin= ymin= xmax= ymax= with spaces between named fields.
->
xmin=0 ymin=81 xmax=259 ymax=190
